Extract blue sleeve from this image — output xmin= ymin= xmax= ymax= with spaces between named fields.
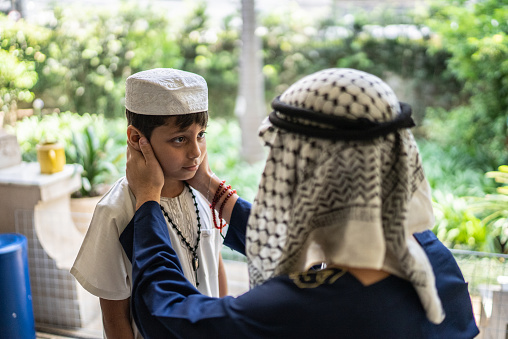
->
xmin=119 ymin=204 xmax=466 ymax=339
xmin=223 ymin=197 xmax=251 ymax=255
xmin=119 ymin=201 xmax=258 ymax=339
xmin=413 ymin=230 xmax=479 ymax=338
xmin=119 ymin=202 xmax=201 ymax=337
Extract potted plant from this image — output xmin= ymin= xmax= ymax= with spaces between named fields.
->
xmin=7 ymin=112 xmax=126 ymax=234
xmin=67 ymin=123 xmax=125 ymax=234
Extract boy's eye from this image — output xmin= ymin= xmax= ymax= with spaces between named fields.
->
xmin=198 ymin=131 xmax=206 ymax=138
xmin=173 ymin=136 xmax=185 ymax=143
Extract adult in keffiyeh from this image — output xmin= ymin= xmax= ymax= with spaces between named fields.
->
xmin=246 ymin=68 xmax=443 ymax=323
xmin=120 ymin=68 xmax=479 ymax=339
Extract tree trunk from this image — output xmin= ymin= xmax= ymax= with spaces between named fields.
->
xmin=235 ymin=0 xmax=265 ymax=164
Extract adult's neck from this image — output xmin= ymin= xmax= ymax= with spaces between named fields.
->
xmin=328 ymin=265 xmax=390 ymax=286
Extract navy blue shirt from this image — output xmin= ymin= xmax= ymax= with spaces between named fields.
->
xmin=120 ymin=199 xmax=479 ymax=339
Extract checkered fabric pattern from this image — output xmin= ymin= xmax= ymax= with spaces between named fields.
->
xmin=279 ymin=68 xmax=399 ymax=121
xmin=246 ymin=68 xmax=445 ymax=324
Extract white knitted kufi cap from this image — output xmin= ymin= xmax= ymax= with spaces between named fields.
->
xmin=125 ymin=68 xmax=208 ymax=115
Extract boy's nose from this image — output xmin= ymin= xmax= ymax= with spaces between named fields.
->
xmin=188 ymin=141 xmax=201 ymax=159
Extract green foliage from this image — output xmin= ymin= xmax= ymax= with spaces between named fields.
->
xmin=5 ymin=112 xmax=86 ymax=160
xmin=27 ymin=2 xmax=239 ymax=119
xmin=418 ymin=0 xmax=508 ymax=253
xmin=205 ymin=118 xmax=264 ymax=202
xmin=416 ymin=139 xmax=508 ymax=254
xmin=467 ymin=165 xmax=508 ymax=254
xmin=258 ymin=4 xmax=462 ymax=122
xmin=424 ymin=102 xmax=507 ymax=170
xmin=174 ymin=4 xmax=239 ymax=118
xmin=431 ymin=191 xmax=487 ymax=251
xmin=424 ymin=0 xmax=508 ymax=167
xmin=486 ymin=165 xmax=508 ymax=195
xmin=2 ymin=0 xmax=487 ymax=124
xmin=426 ymin=163 xmax=508 ymax=254
xmin=0 ymin=49 xmax=37 ymax=111
xmin=417 ymin=138 xmax=497 ymax=197
xmin=68 ymin=125 xmax=125 ymax=197
xmin=0 ymin=13 xmax=49 ymax=116
xmin=34 ymin=3 xmax=182 ymax=118
xmin=418 ymin=138 xmax=508 ymax=254
xmin=0 ymin=2 xmax=239 ymax=120
xmin=469 ymin=194 xmax=508 ymax=254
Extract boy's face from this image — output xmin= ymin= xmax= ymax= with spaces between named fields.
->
xmin=149 ymin=117 xmax=207 ymax=184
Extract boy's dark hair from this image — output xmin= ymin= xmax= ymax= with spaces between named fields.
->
xmin=126 ymin=109 xmax=208 ymax=140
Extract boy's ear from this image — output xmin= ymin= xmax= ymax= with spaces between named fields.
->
xmin=127 ymin=125 xmax=144 ymax=151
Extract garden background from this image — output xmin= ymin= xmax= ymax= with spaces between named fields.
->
xmin=1 ymin=0 xmax=507 ymax=256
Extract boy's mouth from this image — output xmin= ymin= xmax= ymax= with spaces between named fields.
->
xmin=183 ymin=164 xmax=199 ymax=171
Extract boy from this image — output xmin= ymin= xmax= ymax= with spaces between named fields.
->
xmin=71 ymin=68 xmax=228 ymax=339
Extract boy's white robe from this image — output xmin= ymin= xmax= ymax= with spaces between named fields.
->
xmin=71 ymin=177 xmax=225 ymax=339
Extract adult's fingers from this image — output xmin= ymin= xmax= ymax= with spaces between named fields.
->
xmin=126 ymin=137 xmax=164 ymax=208
xmin=127 ymin=140 xmax=144 ymax=158
xmin=138 ymin=137 xmax=156 ymax=165
xmin=186 ymin=151 xmax=212 ymax=193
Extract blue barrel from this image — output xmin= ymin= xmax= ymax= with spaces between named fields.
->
xmin=0 ymin=233 xmax=36 ymax=339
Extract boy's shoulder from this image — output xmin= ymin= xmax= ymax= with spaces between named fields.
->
xmin=97 ymin=176 xmax=133 ymax=205
xmin=93 ymin=177 xmax=137 ymax=225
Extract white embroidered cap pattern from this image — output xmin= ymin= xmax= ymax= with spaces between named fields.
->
xmin=125 ymin=68 xmax=208 ymax=116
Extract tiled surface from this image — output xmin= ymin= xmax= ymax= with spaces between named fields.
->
xmin=15 ymin=210 xmax=89 ymax=329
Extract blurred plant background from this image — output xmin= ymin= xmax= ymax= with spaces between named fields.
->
xmin=1 ymin=0 xmax=507 ymax=253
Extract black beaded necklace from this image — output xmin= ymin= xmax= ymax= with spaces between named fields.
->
xmin=159 ymin=183 xmax=202 ymax=287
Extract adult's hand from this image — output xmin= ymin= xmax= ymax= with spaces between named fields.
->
xmin=126 ymin=137 xmax=164 ymax=210
xmin=186 ymin=152 xmax=215 ymax=202
xmin=187 ymin=151 xmax=239 ymax=223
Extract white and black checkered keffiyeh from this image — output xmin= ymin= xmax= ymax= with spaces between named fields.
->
xmin=246 ymin=68 xmax=445 ymax=324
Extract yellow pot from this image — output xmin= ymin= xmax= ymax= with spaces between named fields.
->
xmin=36 ymin=142 xmax=66 ymax=174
